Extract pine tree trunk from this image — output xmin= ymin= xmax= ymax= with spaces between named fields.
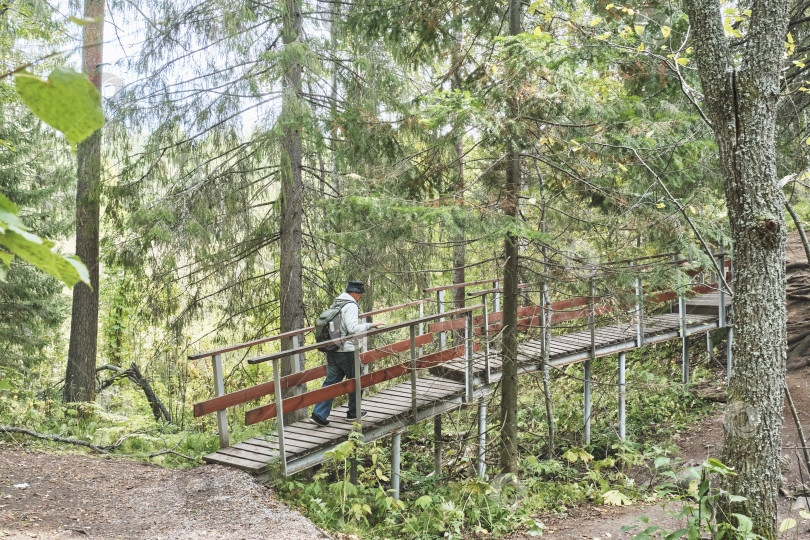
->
xmin=681 ymin=2 xmax=788 ymax=536
xmin=499 ymin=0 xmax=522 ymax=475
xmin=452 ymin=24 xmax=466 ymax=341
xmin=279 ymin=0 xmax=306 ymax=422
xmin=64 ymin=0 xmax=104 ymax=404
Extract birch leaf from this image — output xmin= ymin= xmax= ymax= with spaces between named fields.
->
xmin=14 ymin=67 xmax=105 ymax=148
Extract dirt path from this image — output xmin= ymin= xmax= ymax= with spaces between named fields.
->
xmin=0 ymin=449 xmax=329 ymax=539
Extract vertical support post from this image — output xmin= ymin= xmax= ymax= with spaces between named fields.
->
xmin=540 ymin=282 xmax=548 ymax=361
xmin=707 ymin=330 xmax=714 ymax=362
xmin=418 ymin=303 xmax=425 ymax=358
xmin=211 ymin=354 xmax=230 ymax=449
xmin=585 ymin=278 xmax=595 ymax=445
xmin=482 ymin=297 xmax=491 ymax=385
xmin=391 ymin=431 xmax=401 ymax=500
xmin=583 ymin=360 xmax=592 ymax=445
xmin=438 ymin=290 xmax=446 ymax=349
xmin=588 ymin=278 xmax=596 ymax=358
xmin=433 ymin=416 xmax=442 ymax=476
xmin=272 ymin=357 xmax=287 ymax=476
xmin=679 ymin=291 xmax=689 ymax=385
xmin=618 ymin=351 xmax=626 ymax=441
xmin=633 ymin=262 xmax=644 ymax=348
xmin=291 ymin=334 xmax=307 ymax=392
xmin=477 ymin=399 xmax=487 ymax=478
xmin=410 ymin=324 xmax=418 ymax=418
xmin=726 ymin=326 xmax=734 ymax=386
xmin=361 ymin=318 xmax=369 ymax=375
xmin=494 ymin=281 xmax=500 ymax=313
xmin=718 ymin=252 xmax=726 ymax=328
xmin=465 ymin=311 xmax=473 ymax=402
xmin=353 ymin=338 xmax=362 ymax=424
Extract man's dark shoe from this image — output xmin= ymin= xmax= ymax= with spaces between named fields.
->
xmin=311 ymin=414 xmax=330 ymax=426
xmin=346 ymin=411 xmax=368 ymax=420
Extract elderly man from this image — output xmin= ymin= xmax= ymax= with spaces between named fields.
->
xmin=311 ymin=281 xmax=383 ymax=426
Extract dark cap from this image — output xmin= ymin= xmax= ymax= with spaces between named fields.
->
xmin=346 ymin=281 xmax=365 ymax=294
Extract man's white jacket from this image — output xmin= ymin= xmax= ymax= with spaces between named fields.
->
xmin=335 ymin=292 xmax=372 ymax=352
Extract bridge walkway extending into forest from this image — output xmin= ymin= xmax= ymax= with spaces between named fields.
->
xmin=189 ymin=253 xmax=732 ymax=493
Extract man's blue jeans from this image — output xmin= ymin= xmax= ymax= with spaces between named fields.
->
xmin=312 ymin=350 xmax=358 ymax=419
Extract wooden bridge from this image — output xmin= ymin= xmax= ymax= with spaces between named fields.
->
xmin=189 ymin=254 xmax=732 ymax=493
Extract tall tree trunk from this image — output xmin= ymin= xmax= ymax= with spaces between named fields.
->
xmin=279 ymin=0 xmax=306 ymax=422
xmin=452 ymin=21 xmax=466 ymax=342
xmin=682 ymin=1 xmax=789 ymax=536
xmin=540 ymin=173 xmax=555 ymax=455
xmin=64 ymin=0 xmax=104 ymax=404
xmin=499 ymin=0 xmax=522 ymax=475
xmin=330 ymin=0 xmax=341 ymax=199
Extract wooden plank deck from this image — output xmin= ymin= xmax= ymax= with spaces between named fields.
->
xmin=203 ymin=296 xmax=726 ymax=476
xmin=203 ymin=375 xmax=466 ymax=474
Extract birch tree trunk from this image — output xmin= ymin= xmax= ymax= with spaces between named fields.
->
xmin=64 ymin=0 xmax=104 ymax=404
xmin=499 ymin=0 xmax=522 ymax=475
xmin=279 ymin=0 xmax=306 ymax=421
xmin=681 ymin=1 xmax=789 ymax=535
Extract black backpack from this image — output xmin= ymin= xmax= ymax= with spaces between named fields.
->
xmin=314 ymin=299 xmax=356 ymax=352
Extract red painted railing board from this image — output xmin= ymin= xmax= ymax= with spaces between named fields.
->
xmin=244 ymin=343 xmax=478 ymax=425
xmin=194 ymin=333 xmax=434 ymax=417
xmin=550 ymin=297 xmax=590 ymax=310
xmin=360 ymin=333 xmax=434 ymax=363
xmin=428 ymin=318 xmax=467 ymax=333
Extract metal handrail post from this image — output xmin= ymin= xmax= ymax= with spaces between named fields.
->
xmin=391 ymin=431 xmax=402 ymax=499
xmin=437 ymin=290 xmax=446 ymax=349
xmin=494 ymin=281 xmax=500 ymax=312
xmin=211 ymin=354 xmax=230 ymax=449
xmin=679 ymin=289 xmax=689 ymax=385
xmin=433 ymin=416 xmax=442 ymax=476
xmin=477 ymin=399 xmax=487 ymax=478
xmin=585 ymin=278 xmax=595 ymax=445
xmin=632 ymin=262 xmax=644 ymax=348
xmin=291 ymin=334 xmax=307 ymax=388
xmin=588 ymin=278 xmax=596 ymax=358
xmin=618 ymin=351 xmax=626 ymax=441
xmin=482 ymin=295 xmax=491 ymax=385
xmin=418 ymin=303 xmax=425 ymax=358
xmin=361 ymin=318 xmax=369 ymax=375
xmin=353 ymin=338 xmax=363 ymax=425
xmin=410 ymin=325 xmax=418 ymax=418
xmin=726 ymin=326 xmax=734 ymax=386
xmin=718 ymin=252 xmax=726 ymax=327
xmin=465 ymin=311 xmax=474 ymax=402
xmin=272 ymin=357 xmax=287 ymax=476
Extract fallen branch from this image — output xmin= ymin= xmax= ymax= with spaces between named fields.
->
xmin=0 ymin=426 xmax=112 ymax=454
xmin=146 ymin=434 xmax=199 ymax=462
xmin=95 ymin=363 xmax=172 ymax=424
xmin=147 ymin=449 xmax=199 ymax=462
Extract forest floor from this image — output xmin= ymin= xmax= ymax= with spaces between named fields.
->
xmin=509 ymin=233 xmax=810 ymax=539
xmin=0 ymin=452 xmax=329 ymax=539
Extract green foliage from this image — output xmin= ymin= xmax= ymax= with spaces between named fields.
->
xmin=623 ymin=459 xmax=765 ymax=540
xmin=0 ymin=192 xmax=88 ymax=286
xmin=14 ymin=67 xmax=105 ymax=149
xmin=281 ymin=433 xmax=545 ymax=539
